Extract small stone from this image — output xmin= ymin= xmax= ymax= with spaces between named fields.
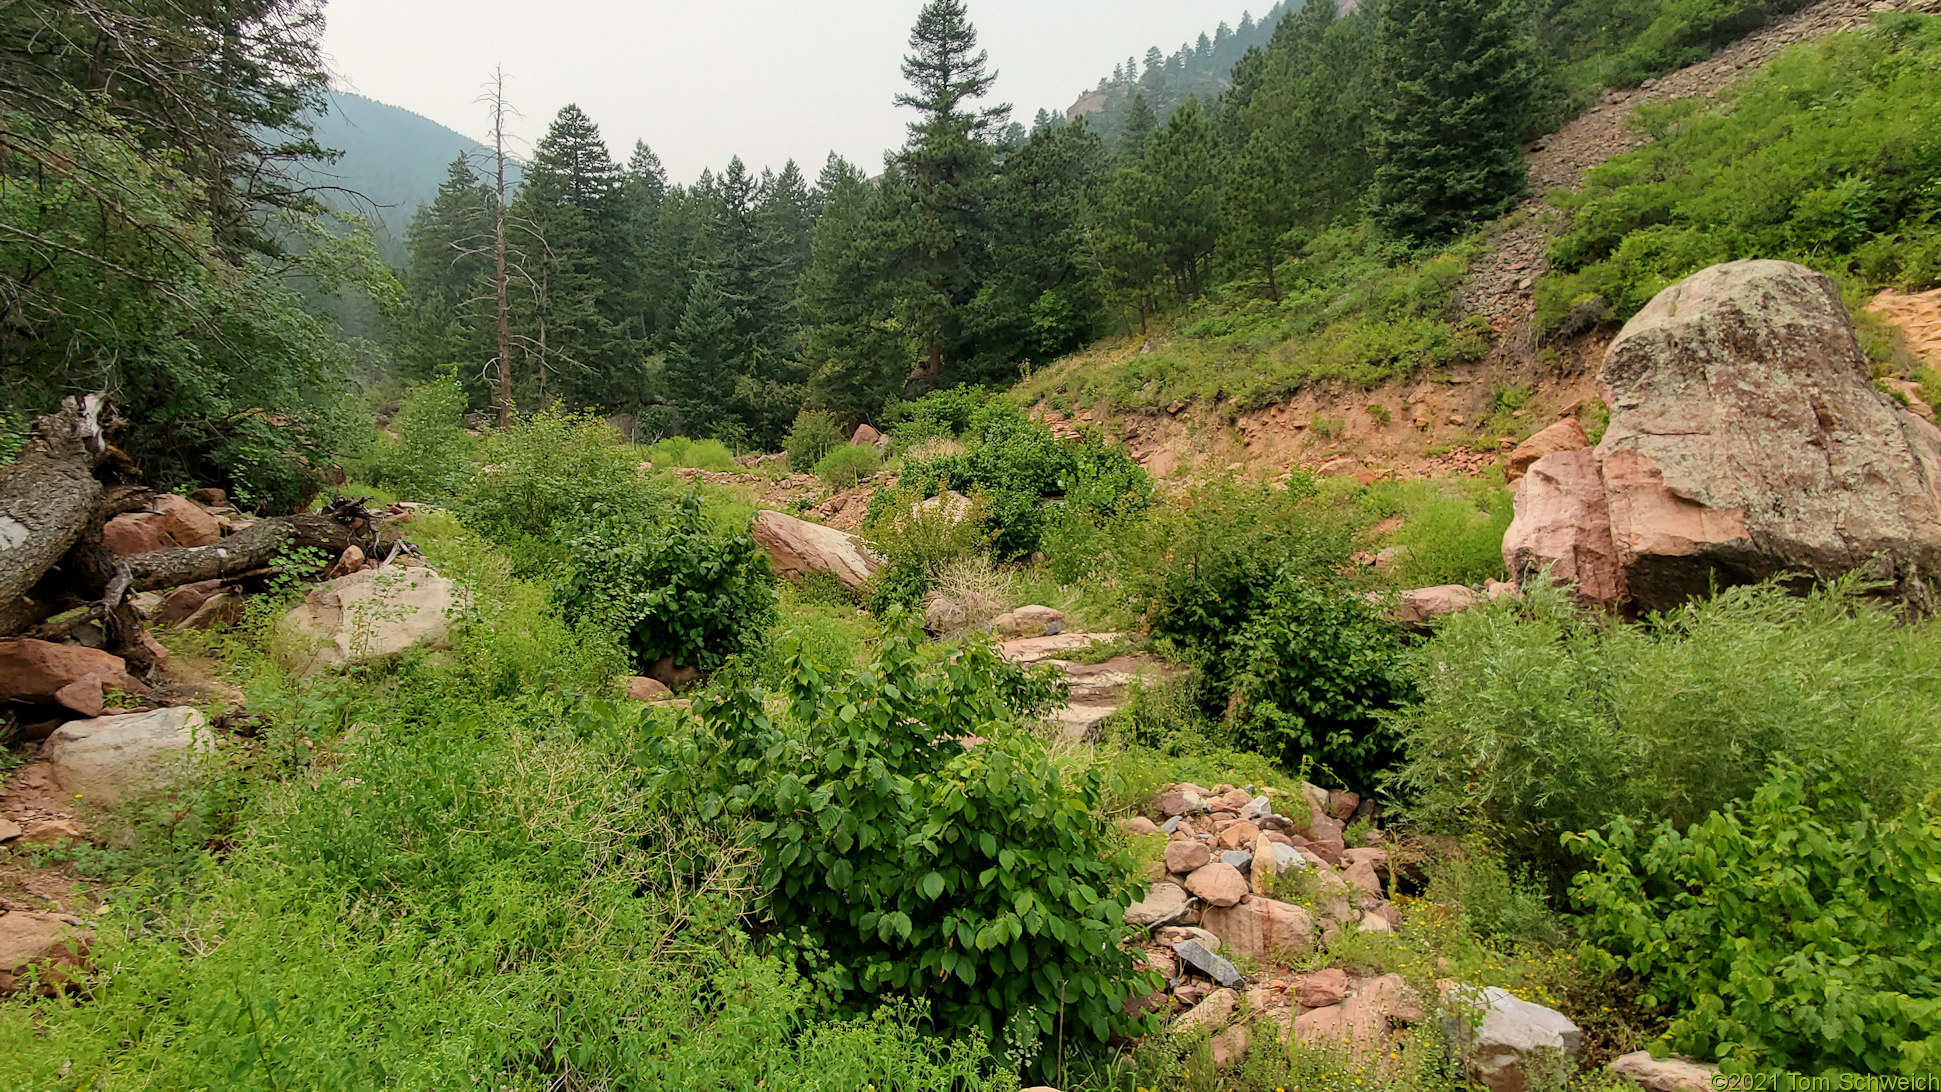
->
xmin=1172 ymin=939 xmax=1244 ymax=989
xmin=1125 ymin=816 xmax=1160 ymax=836
xmin=1211 ymin=1023 xmax=1251 ymax=1067
xmin=1328 ymin=790 xmax=1360 ymax=821
xmin=1239 ymin=794 xmax=1273 ymax=820
xmin=1215 ymin=820 xmax=1260 ymax=850
xmin=1609 ymin=1051 xmax=1721 ymax=1092
xmin=1124 ymin=882 xmax=1194 ymax=928
xmin=1343 ymin=858 xmax=1384 ymax=900
xmin=1218 ymin=849 xmax=1253 ymax=872
xmin=52 ymin=674 xmax=105 ymax=718
xmin=1172 ymin=986 xmax=1238 ymax=1031
xmin=1359 ymin=911 xmax=1393 ymax=935
xmin=1183 ymin=862 xmax=1249 ymax=907
xmin=1294 ymin=967 xmax=1351 ymax=1009
xmin=1156 ymin=926 xmax=1221 ymax=951
xmin=1157 ymin=790 xmax=1205 ymax=817
xmin=1160 ymin=815 xmax=1182 ymax=834
xmin=0 ymin=818 xmax=20 ymax=842
xmin=1165 ymin=840 xmax=1212 ymax=874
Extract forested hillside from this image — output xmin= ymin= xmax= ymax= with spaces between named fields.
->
xmin=302 ymin=91 xmax=511 ymax=262
xmin=1059 ymin=3 xmax=1291 ymax=146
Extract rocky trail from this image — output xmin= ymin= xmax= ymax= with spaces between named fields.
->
xmin=1459 ymin=0 xmax=1941 ymax=359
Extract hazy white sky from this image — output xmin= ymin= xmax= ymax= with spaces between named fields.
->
xmin=321 ymin=0 xmax=1263 ymax=183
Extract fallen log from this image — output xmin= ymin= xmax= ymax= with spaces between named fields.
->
xmin=124 ymin=500 xmax=382 ymax=592
xmin=0 ymin=395 xmax=119 ymax=635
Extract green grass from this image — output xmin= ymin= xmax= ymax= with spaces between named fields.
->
xmin=1014 ymin=227 xmax=1491 ymax=415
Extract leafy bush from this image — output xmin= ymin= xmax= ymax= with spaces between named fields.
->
xmin=881 ymin=385 xmax=992 ymax=450
xmin=1227 ymin=575 xmax=1413 ymax=791
xmin=646 ymin=435 xmax=738 ymax=471
xmin=554 ymin=493 xmax=777 ymax=675
xmin=784 ymin=408 xmax=845 ymax=471
xmin=454 ymin=406 xmax=666 ymax=575
xmin=1125 ymin=477 xmax=1360 ymax=679
xmin=1391 ymin=579 xmax=1941 ymax=879
xmin=1570 ymin=764 xmax=1941 ymax=1075
xmin=1540 ymin=17 xmax=1941 ymax=333
xmin=896 ymin=403 xmax=1150 ymax=559
xmin=359 ymin=373 xmax=477 ymax=501
xmin=861 ymin=485 xmax=995 ymax=613
xmin=693 ymin=616 xmax=1151 ymax=1058
xmin=814 ymin=443 xmax=881 ymax=489
xmin=1385 ymin=479 xmax=1514 ymax=587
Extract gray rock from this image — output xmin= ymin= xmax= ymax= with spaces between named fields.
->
xmin=1219 ymin=849 xmax=1253 ymax=871
xmin=1171 ymin=938 xmax=1244 ymax=989
xmin=1443 ymin=986 xmax=1583 ymax=1092
xmin=1124 ymin=882 xmax=1193 ymax=928
xmin=42 ymin=707 xmax=214 ymax=805
xmin=1239 ymin=794 xmax=1273 ymax=820
xmin=1160 ymin=815 xmax=1182 ymax=834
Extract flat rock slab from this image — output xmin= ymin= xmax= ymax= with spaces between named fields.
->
xmin=995 ymin=633 xmax=1124 ymax=664
xmin=1172 ymin=938 xmax=1243 ymax=989
xmin=0 ymin=911 xmax=93 ymax=996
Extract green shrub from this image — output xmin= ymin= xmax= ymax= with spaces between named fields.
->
xmin=693 ymin=616 xmax=1152 ymax=1060
xmin=1570 ymin=763 xmax=1941 ymax=1075
xmin=646 ymin=435 xmax=738 ymax=471
xmin=1227 ymin=575 xmax=1413 ymax=791
xmin=814 ymin=443 xmax=881 ymax=489
xmin=1426 ymin=840 xmax=1571 ymax=948
xmin=784 ymin=408 xmax=845 ymax=472
xmin=553 ymin=493 xmax=777 ymax=675
xmin=1124 ymin=477 xmax=1360 ymax=680
xmin=1391 ymin=579 xmax=1941 ymax=880
xmin=881 ymin=385 xmax=991 ymax=450
xmin=1387 ymin=479 xmax=1514 ymax=587
xmin=861 ymin=485 xmax=994 ymax=612
xmin=1540 ymin=17 xmax=1941 ymax=333
xmin=894 ymin=403 xmax=1150 ymax=559
xmin=359 ymin=372 xmax=477 ymax=501
xmin=454 ymin=405 xmax=665 ymax=576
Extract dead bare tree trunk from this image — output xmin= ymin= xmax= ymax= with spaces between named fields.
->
xmin=489 ymin=68 xmax=516 ymax=431
xmin=0 ymin=395 xmax=117 ymax=631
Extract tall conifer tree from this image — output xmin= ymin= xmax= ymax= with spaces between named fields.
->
xmin=1371 ymin=0 xmax=1536 ymax=242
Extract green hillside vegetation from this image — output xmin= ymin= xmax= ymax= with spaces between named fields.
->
xmin=1540 ymin=13 xmax=1941 ymax=331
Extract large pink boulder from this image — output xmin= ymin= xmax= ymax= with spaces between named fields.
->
xmin=750 ymin=510 xmax=883 ymax=591
xmin=1503 ymin=448 xmax=1626 ymax=606
xmin=1182 ymin=863 xmax=1249 ymax=908
xmin=1506 ymin=260 xmax=1941 ymax=612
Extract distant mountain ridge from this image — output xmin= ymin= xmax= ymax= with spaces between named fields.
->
xmin=300 ymin=91 xmax=516 ymax=260
xmin=1063 ymin=2 xmax=1296 ymax=144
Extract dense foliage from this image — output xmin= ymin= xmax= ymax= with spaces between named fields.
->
xmin=555 ymin=493 xmax=777 ymax=675
xmin=893 ymin=402 xmax=1151 ymax=559
xmin=1392 ymin=580 xmax=1941 ymax=879
xmin=0 ymin=0 xmax=393 ymax=508
xmin=1227 ymin=575 xmax=1413 ymax=790
xmin=693 ymin=618 xmax=1152 ymax=1060
xmin=1570 ymin=764 xmax=1941 ymax=1075
xmin=1540 ymin=14 xmax=1941 ymax=331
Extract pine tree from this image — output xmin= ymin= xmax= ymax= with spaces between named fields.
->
xmin=801 ymin=160 xmax=910 ymax=423
xmin=1119 ymin=93 xmax=1158 ymax=160
xmin=511 ymin=104 xmax=632 ymax=407
xmin=1371 ymin=0 xmax=1537 ymax=242
xmin=665 ymin=273 xmax=744 ymax=437
xmin=396 ymin=156 xmax=495 ymax=389
xmin=893 ymin=0 xmax=1007 ymax=384
xmin=1146 ymin=98 xmax=1221 ymax=297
